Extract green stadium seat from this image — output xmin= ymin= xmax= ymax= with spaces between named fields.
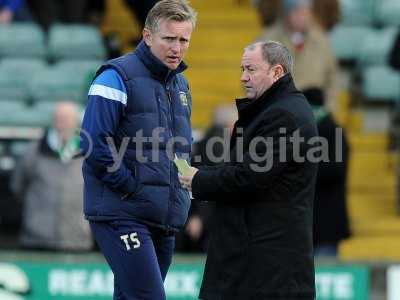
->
xmin=359 ymin=27 xmax=398 ymax=65
xmin=339 ymin=0 xmax=375 ymax=25
xmin=0 ymin=101 xmax=27 ymax=126
xmin=6 ymin=105 xmax=54 ymax=127
xmin=55 ymin=59 xmax=102 ymax=91
xmin=375 ymin=0 xmax=400 ymax=26
xmin=0 ymin=100 xmax=26 ymax=112
xmin=0 ymin=24 xmax=46 ymax=58
xmin=55 ymin=59 xmax=102 ymax=74
xmin=362 ymin=65 xmax=400 ymax=101
xmin=0 ymin=58 xmax=47 ymax=101
xmin=29 ymin=63 xmax=90 ymax=104
xmin=32 ymin=101 xmax=58 ymax=115
xmin=330 ymin=26 xmax=370 ymax=61
xmin=48 ymin=25 xmax=106 ymax=61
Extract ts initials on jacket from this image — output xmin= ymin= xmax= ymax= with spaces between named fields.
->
xmin=193 ymin=74 xmax=318 ymax=300
xmin=81 ymin=41 xmax=192 ymax=232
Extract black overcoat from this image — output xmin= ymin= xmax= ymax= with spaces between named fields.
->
xmin=192 ymin=74 xmax=318 ymax=300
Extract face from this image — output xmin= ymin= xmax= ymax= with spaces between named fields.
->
xmin=143 ymin=19 xmax=193 ymax=70
xmin=287 ymin=6 xmax=311 ymax=33
xmin=54 ymin=104 xmax=79 ymax=142
xmin=240 ymin=46 xmax=280 ymax=100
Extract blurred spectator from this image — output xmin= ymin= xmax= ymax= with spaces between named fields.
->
xmin=11 ymin=102 xmax=93 ymax=251
xmin=85 ymin=0 xmax=106 ymax=26
xmin=388 ymin=29 xmax=400 ymax=212
xmin=389 ymin=29 xmax=400 ymax=71
xmin=257 ymin=0 xmax=338 ymax=111
xmin=0 ymin=0 xmax=31 ymax=23
xmin=252 ymin=0 xmax=340 ymax=32
xmin=27 ymin=0 xmax=89 ymax=31
xmin=175 ymin=105 xmax=237 ymax=253
xmin=252 ymin=0 xmax=282 ymax=27
xmin=304 ymin=88 xmax=351 ymax=257
xmin=124 ymin=0 xmax=159 ymax=45
xmin=312 ymin=0 xmax=340 ymax=32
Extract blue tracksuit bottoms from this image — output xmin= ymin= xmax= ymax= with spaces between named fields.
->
xmin=90 ymin=219 xmax=175 ymax=300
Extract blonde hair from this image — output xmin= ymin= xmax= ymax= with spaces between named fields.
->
xmin=145 ymin=0 xmax=197 ymax=33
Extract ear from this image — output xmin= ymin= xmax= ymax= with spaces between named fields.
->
xmin=274 ymin=64 xmax=285 ymax=78
xmin=143 ymin=28 xmax=152 ymax=47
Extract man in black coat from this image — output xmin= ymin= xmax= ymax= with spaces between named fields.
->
xmin=180 ymin=41 xmax=319 ymax=299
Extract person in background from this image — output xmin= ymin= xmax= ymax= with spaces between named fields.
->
xmin=252 ymin=0 xmax=340 ymax=32
xmin=11 ymin=101 xmax=92 ymax=251
xmin=258 ymin=0 xmax=338 ymax=112
xmin=303 ymin=88 xmax=351 ymax=256
xmin=176 ymin=105 xmax=238 ymax=253
xmin=27 ymin=0 xmax=88 ymax=31
xmin=388 ymin=28 xmax=400 ymax=213
xmin=251 ymin=0 xmax=282 ymax=27
xmin=312 ymin=0 xmax=340 ymax=32
xmin=124 ymin=0 xmax=159 ymax=45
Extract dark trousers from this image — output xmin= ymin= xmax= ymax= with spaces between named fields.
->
xmin=90 ymin=219 xmax=175 ymax=300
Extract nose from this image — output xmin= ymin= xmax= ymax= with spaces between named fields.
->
xmin=171 ymin=41 xmax=180 ymax=53
xmin=241 ymin=71 xmax=249 ymax=83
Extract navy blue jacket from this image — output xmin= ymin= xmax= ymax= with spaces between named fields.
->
xmin=81 ymin=41 xmax=192 ymax=231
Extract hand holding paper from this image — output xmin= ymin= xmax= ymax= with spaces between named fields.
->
xmin=175 ymin=155 xmax=198 ymax=191
xmin=174 ymin=155 xmax=192 ymax=176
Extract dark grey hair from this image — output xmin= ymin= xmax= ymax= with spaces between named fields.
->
xmin=245 ymin=41 xmax=294 ymax=74
xmin=145 ymin=0 xmax=197 ymax=33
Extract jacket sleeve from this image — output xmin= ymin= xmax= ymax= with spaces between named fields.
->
xmin=192 ymin=109 xmax=298 ymax=201
xmin=80 ymin=68 xmax=137 ymax=196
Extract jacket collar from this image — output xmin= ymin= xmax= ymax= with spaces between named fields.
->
xmin=235 ymin=73 xmax=297 ymax=120
xmin=135 ymin=40 xmax=188 ymax=82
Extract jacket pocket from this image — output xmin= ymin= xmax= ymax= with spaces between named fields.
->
xmin=120 ymin=160 xmax=142 ymax=200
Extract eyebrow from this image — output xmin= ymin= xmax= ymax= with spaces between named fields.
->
xmin=242 ymin=64 xmax=255 ymax=69
xmin=162 ymin=35 xmax=189 ymax=42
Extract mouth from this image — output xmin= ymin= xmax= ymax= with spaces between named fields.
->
xmin=167 ymin=56 xmax=180 ymax=63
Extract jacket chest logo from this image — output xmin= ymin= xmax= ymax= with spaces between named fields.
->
xmin=179 ymin=91 xmax=188 ymax=106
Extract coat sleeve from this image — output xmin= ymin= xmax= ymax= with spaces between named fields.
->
xmin=80 ymin=68 xmax=137 ymax=196
xmin=192 ymin=109 xmax=298 ymax=202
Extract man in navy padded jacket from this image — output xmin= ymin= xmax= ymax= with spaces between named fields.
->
xmin=80 ymin=1 xmax=196 ymax=299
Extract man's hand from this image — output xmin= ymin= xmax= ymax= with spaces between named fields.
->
xmin=179 ymin=166 xmax=198 ymax=191
xmin=185 ymin=215 xmax=203 ymax=241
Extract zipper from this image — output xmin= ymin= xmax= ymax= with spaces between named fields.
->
xmin=165 ymin=82 xmax=175 ymax=227
xmin=166 ymin=87 xmax=176 ymax=152
xmin=156 ymin=96 xmax=162 ymax=127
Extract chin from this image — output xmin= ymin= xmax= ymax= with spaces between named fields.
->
xmin=166 ymin=63 xmax=179 ymax=70
xmin=245 ymin=93 xmax=255 ymax=99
